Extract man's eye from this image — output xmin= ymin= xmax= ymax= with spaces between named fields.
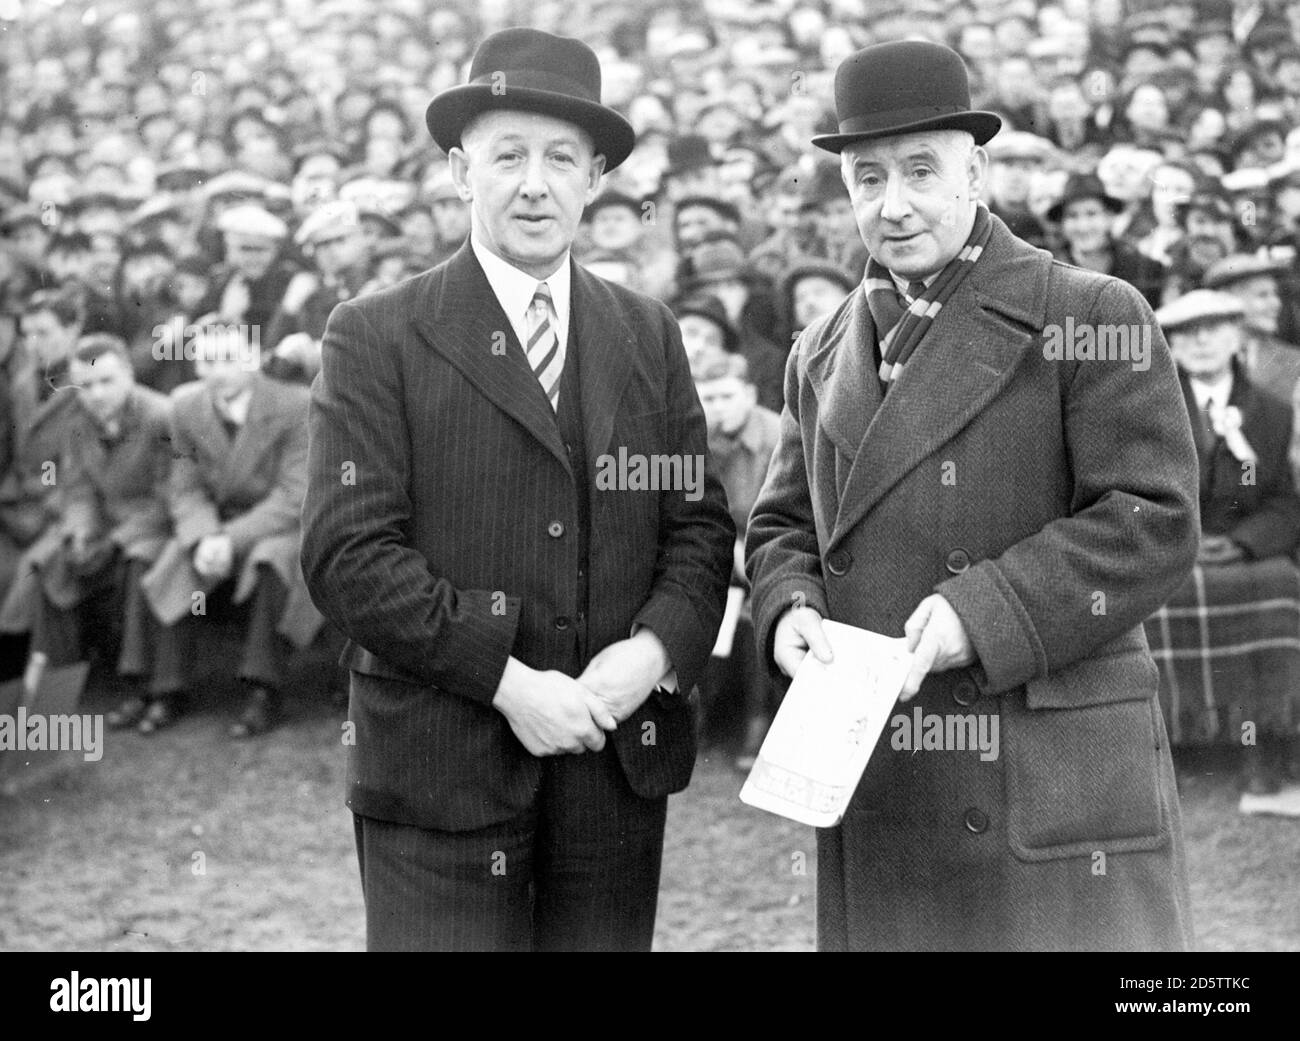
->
xmin=911 ymin=167 xmax=933 ymax=180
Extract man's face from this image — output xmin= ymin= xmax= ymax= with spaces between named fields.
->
xmin=675 ymin=205 xmax=729 ymax=249
xmin=195 ymin=333 xmax=255 ymax=398
xmin=1168 ymin=319 xmax=1241 ymax=376
xmin=22 ymin=309 xmax=80 ymax=368
xmin=449 ymin=110 xmax=604 ymax=279
xmin=793 ymin=274 xmax=848 ymax=330
xmin=71 ymin=351 xmax=133 ymax=426
xmin=840 ymin=130 xmax=986 ymax=279
xmin=225 ymin=231 xmax=279 ymax=280
xmin=591 ymin=205 xmax=642 ymax=252
xmin=7 ymin=221 xmax=51 ymax=266
xmin=989 ymin=156 xmax=1039 ymax=206
xmin=431 ymin=196 xmax=471 ymax=244
xmin=1229 ymin=275 xmax=1281 ymax=335
xmin=678 ymin=314 xmax=725 ymax=369
xmin=698 ymin=374 xmax=756 ymax=437
xmin=312 ymin=226 xmax=369 ymax=278
xmin=1061 ymin=198 xmax=1114 ymax=253
xmin=87 ymin=233 xmax=122 ymax=286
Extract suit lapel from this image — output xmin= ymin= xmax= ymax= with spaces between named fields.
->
xmin=413 ymin=242 xmax=570 ymax=474
xmin=827 ymin=218 xmax=1048 ymax=548
xmin=571 ymin=262 xmax=636 ymax=465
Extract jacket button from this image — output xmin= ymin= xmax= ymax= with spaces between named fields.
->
xmin=554 ymin=616 xmax=570 ymax=631
xmin=548 ymin=521 xmax=564 ymax=538
xmin=963 ymin=808 xmax=989 ymax=834
xmin=826 ymin=549 xmax=852 ymax=576
xmin=945 ymin=548 xmax=971 ymax=574
xmin=953 ymin=678 xmax=978 ymax=707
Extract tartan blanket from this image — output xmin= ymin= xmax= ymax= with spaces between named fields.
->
xmin=1144 ymin=557 xmax=1300 ymax=745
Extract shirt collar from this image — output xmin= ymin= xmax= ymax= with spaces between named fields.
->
xmin=471 ymin=233 xmax=572 ymax=334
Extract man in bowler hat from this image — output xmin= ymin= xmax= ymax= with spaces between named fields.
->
xmin=301 ymin=29 xmax=733 ymax=951
xmin=746 ymin=41 xmax=1201 ymax=950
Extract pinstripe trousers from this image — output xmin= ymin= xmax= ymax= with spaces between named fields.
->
xmin=353 ymin=741 xmax=668 ymax=952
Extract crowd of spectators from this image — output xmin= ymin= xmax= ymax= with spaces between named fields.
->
xmin=3 ymin=0 xmax=1300 ymax=785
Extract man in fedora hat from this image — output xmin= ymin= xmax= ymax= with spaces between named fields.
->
xmin=302 ymin=28 xmax=733 ymax=951
xmin=746 ymin=39 xmax=1200 ymax=951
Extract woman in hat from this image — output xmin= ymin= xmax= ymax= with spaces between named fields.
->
xmin=1048 ymin=172 xmax=1168 ymax=308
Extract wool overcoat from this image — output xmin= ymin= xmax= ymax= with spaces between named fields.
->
xmin=746 ymin=216 xmax=1201 ymax=951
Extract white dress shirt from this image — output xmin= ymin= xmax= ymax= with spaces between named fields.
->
xmin=471 ymin=234 xmax=572 ymax=356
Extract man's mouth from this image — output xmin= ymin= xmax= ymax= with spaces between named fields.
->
xmin=885 ymin=231 xmax=922 ymax=244
xmin=515 ymin=214 xmax=554 ymax=226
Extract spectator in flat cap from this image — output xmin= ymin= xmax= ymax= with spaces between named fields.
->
xmin=799 ymin=162 xmax=870 ymax=278
xmin=201 ymin=203 xmax=299 ymax=336
xmin=265 ymin=200 xmax=372 ymax=382
xmin=1145 ymin=288 xmax=1300 ymax=795
xmin=985 ymin=132 xmax=1058 ymax=252
xmin=1204 ymin=252 xmax=1300 ymax=401
xmin=1049 ymin=172 xmax=1168 ymax=308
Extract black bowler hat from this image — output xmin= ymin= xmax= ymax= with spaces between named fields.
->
xmin=425 ymin=28 xmax=635 ymax=171
xmin=812 ymin=40 xmax=1001 ymax=154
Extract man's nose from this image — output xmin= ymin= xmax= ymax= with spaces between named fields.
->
xmin=518 ymin=154 xmax=549 ymax=198
xmin=879 ymin=172 xmax=911 ymax=222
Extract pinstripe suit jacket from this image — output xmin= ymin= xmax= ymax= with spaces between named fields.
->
xmin=302 ymin=242 xmax=734 ymax=832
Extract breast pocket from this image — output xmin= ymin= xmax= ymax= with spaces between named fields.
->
xmin=1003 ymin=649 xmax=1168 ymax=862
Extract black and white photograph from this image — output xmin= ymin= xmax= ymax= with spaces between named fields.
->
xmin=1 ymin=0 xmax=1298 ymax=973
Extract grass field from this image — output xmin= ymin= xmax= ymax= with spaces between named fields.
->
xmin=1 ymin=652 xmax=1296 ymax=952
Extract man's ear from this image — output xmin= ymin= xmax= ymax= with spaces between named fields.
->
xmin=586 ymin=153 xmax=608 ymax=201
xmin=447 ymin=149 xmax=473 ymax=202
xmin=968 ymin=145 xmax=989 ymax=199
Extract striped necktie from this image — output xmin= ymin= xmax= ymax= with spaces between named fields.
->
xmin=526 ymin=281 xmax=563 ymax=410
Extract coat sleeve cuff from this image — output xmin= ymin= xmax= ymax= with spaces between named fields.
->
xmin=935 ymin=561 xmax=1047 ymax=695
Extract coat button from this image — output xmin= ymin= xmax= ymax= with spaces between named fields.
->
xmin=945 ymin=548 xmax=971 ymax=574
xmin=554 ymin=616 xmax=570 ymax=631
xmin=548 ymin=521 xmax=564 ymax=538
xmin=826 ymin=549 xmax=853 ymax=576
xmin=963 ymin=808 xmax=989 ymax=834
xmin=953 ymin=678 xmax=978 ymax=707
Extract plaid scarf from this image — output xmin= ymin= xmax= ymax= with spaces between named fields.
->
xmin=865 ymin=203 xmax=993 ymax=385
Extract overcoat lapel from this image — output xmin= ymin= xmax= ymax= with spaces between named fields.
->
xmin=413 ymin=243 xmax=571 ymax=475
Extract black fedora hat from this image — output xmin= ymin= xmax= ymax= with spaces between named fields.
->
xmin=1045 ymin=173 xmax=1124 ymax=223
xmin=812 ymin=41 xmax=1001 ymax=154
xmin=425 ymin=28 xmax=635 ymax=171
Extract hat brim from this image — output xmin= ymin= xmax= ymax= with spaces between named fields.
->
xmin=426 ymin=85 xmax=636 ymax=171
xmin=1046 ymin=193 xmax=1124 ymax=224
xmin=811 ymin=111 xmax=1003 ymax=153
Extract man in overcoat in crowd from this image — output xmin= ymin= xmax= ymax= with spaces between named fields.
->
xmin=746 ymin=41 xmax=1201 ymax=952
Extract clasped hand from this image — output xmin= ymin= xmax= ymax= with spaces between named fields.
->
xmin=493 ymin=632 xmax=669 ymax=757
